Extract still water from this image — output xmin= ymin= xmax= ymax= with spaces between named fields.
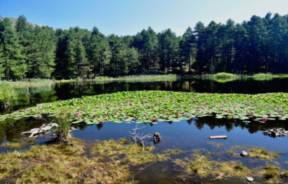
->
xmin=2 ymin=78 xmax=288 ymax=114
xmin=1 ymin=117 xmax=287 ymax=167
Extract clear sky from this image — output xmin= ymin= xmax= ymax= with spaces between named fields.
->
xmin=1 ymin=0 xmax=288 ymax=35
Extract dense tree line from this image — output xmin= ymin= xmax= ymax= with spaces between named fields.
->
xmin=1 ymin=13 xmax=288 ymax=79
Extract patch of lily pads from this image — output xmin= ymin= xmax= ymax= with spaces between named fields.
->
xmin=0 ymin=91 xmax=288 ymax=124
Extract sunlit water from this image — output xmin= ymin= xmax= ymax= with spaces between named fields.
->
xmin=2 ymin=78 xmax=288 ymax=114
xmin=1 ymin=117 xmax=288 ymax=166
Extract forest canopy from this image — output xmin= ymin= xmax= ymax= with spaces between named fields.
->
xmin=1 ymin=13 xmax=288 ymax=80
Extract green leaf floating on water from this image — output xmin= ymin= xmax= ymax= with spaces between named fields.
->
xmin=0 ymin=91 xmax=288 ymax=124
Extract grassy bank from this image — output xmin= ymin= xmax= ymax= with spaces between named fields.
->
xmin=1 ymin=91 xmax=288 ymax=123
xmin=251 ymin=73 xmax=288 ymax=81
xmin=198 ymin=72 xmax=241 ymax=83
xmin=0 ymin=74 xmax=178 ymax=88
xmin=1 ymin=73 xmax=288 ymax=89
xmin=195 ymin=72 xmax=288 ymax=83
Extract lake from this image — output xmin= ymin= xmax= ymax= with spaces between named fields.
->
xmin=2 ymin=78 xmax=288 ymax=114
xmin=1 ymin=78 xmax=288 ymax=183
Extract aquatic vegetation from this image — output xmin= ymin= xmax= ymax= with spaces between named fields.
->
xmin=54 ymin=111 xmax=72 ymax=143
xmin=1 ymin=91 xmax=288 ymax=124
xmin=0 ymin=83 xmax=18 ymax=106
xmin=248 ymin=148 xmax=279 ymax=160
xmin=200 ymin=72 xmax=241 ymax=83
xmin=0 ymin=138 xmax=180 ymax=183
xmin=93 ymin=74 xmax=179 ymax=83
xmin=260 ymin=165 xmax=281 ymax=184
xmin=175 ymin=151 xmax=251 ymax=179
xmin=252 ymin=73 xmax=288 ymax=81
xmin=91 ymin=139 xmax=181 ymax=166
xmin=175 ymin=151 xmax=287 ymax=183
xmin=0 ymin=81 xmax=56 ymax=113
xmin=0 ymin=80 xmax=55 ymax=89
xmin=0 ymin=139 xmax=126 ymax=183
xmin=228 ymin=146 xmax=279 ymax=160
xmin=1 ymin=142 xmax=23 ymax=149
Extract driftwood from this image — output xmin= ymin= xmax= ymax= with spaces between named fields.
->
xmin=209 ymin=135 xmax=228 ymax=139
xmin=130 ymin=125 xmax=151 ymax=147
xmin=21 ymin=123 xmax=59 ymax=138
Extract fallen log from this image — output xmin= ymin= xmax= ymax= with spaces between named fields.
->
xmin=209 ymin=135 xmax=228 ymax=139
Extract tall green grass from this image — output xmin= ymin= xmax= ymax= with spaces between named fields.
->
xmin=251 ymin=73 xmax=288 ymax=81
xmin=199 ymin=73 xmax=241 ymax=83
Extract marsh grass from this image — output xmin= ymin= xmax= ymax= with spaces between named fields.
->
xmin=195 ymin=73 xmax=288 ymax=83
xmin=54 ymin=111 xmax=72 ymax=144
xmin=228 ymin=146 xmax=279 ymax=160
xmin=93 ymin=74 xmax=179 ymax=83
xmin=0 ymin=79 xmax=55 ymax=88
xmin=251 ymin=73 xmax=288 ymax=81
xmin=0 ymin=138 xmax=180 ymax=183
xmin=0 ymin=138 xmax=132 ymax=184
xmin=200 ymin=73 xmax=241 ymax=83
xmin=175 ymin=151 xmax=251 ymax=179
xmin=175 ymin=151 xmax=287 ymax=183
xmin=0 ymin=80 xmax=61 ymax=112
xmin=260 ymin=165 xmax=282 ymax=184
xmin=1 ymin=73 xmax=288 ymax=89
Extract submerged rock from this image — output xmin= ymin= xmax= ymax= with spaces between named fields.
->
xmin=240 ymin=150 xmax=249 ymax=157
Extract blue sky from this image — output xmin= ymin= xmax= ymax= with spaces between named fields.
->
xmin=1 ymin=0 xmax=288 ymax=35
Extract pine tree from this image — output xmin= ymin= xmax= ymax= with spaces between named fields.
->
xmin=158 ymin=29 xmax=179 ymax=73
xmin=180 ymin=27 xmax=197 ymax=73
xmin=75 ymin=39 xmax=89 ymax=78
xmin=87 ymin=27 xmax=111 ymax=77
xmin=0 ymin=18 xmax=26 ymax=80
xmin=132 ymin=27 xmax=159 ymax=72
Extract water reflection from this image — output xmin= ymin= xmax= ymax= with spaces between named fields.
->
xmin=1 ymin=78 xmax=288 ymax=114
xmin=1 ymin=116 xmax=287 ymax=145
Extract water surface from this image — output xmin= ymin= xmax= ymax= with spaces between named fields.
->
xmin=2 ymin=78 xmax=288 ymax=114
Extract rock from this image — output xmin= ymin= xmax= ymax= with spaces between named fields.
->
xmin=246 ymin=176 xmax=254 ymax=182
xmin=240 ymin=150 xmax=249 ymax=157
